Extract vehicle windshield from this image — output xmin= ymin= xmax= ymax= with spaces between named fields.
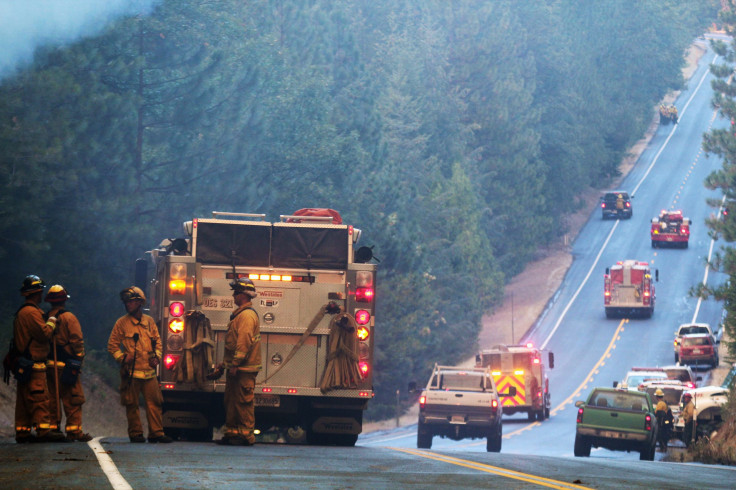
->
xmin=644 ymin=387 xmax=683 ymax=406
xmin=590 ymin=390 xmax=648 ymax=411
xmin=438 ymin=372 xmax=488 ymax=392
xmin=624 ymin=372 xmax=666 ymax=387
xmin=663 ymin=368 xmax=692 ymax=383
xmin=682 ymin=336 xmax=710 ymax=346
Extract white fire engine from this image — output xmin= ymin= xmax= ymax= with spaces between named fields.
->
xmin=137 ymin=209 xmax=376 ymax=446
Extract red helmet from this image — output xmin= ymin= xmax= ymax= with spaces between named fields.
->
xmin=45 ymin=284 xmax=70 ymax=303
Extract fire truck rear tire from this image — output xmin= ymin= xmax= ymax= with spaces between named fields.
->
xmin=651 ymin=240 xmax=657 ymax=248
xmin=527 ymin=411 xmax=535 ymax=421
xmin=536 ymin=410 xmax=544 ymax=421
xmin=544 ymin=406 xmax=550 ymax=419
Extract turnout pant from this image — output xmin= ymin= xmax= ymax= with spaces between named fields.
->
xmin=120 ymin=376 xmax=164 ymax=438
xmin=15 ymin=367 xmax=52 ymax=438
xmin=47 ymin=366 xmax=86 ymax=435
xmin=223 ymin=371 xmax=257 ymax=443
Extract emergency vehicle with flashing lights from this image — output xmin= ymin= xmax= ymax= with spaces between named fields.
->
xmin=650 ymin=209 xmax=690 ymax=248
xmin=136 ymin=208 xmax=377 ymax=446
xmin=604 ymin=260 xmax=658 ymax=319
xmin=475 ymin=342 xmax=554 ymax=421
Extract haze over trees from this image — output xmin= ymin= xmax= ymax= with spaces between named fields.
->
xmin=0 ymin=1 xmax=717 ymax=418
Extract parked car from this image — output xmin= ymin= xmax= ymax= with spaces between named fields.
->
xmin=614 ymin=369 xmax=667 ymax=390
xmin=677 ymin=334 xmax=718 ymax=369
xmin=674 ymin=323 xmax=719 ymax=363
xmin=626 ymin=365 xmax=699 ymax=389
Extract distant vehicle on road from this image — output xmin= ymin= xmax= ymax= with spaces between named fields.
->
xmin=600 ymin=191 xmax=633 ymax=219
xmin=650 ymin=209 xmax=690 ymax=248
xmin=674 ymin=323 xmax=719 ymax=363
xmin=677 ymin=333 xmax=718 ymax=369
xmin=604 ymin=260 xmax=657 ymax=318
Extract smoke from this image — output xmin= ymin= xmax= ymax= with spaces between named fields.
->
xmin=0 ymin=0 xmax=161 ymax=82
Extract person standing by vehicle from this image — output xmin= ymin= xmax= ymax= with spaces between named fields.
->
xmin=681 ymin=392 xmax=696 ymax=447
xmin=108 ymin=287 xmax=172 ymax=443
xmin=13 ymin=275 xmax=65 ymax=443
xmin=653 ymin=389 xmax=672 ymax=451
xmin=215 ymin=278 xmax=261 ymax=446
xmin=45 ymin=285 xmax=92 ymax=442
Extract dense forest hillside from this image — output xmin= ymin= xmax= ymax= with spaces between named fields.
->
xmin=0 ymin=1 xmax=718 ymax=418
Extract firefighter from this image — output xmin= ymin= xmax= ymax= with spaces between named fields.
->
xmin=653 ymin=389 xmax=672 ymax=451
xmin=107 ymin=286 xmax=172 ymax=443
xmin=13 ymin=275 xmax=66 ymax=443
xmin=215 ymin=278 xmax=261 ymax=446
xmin=681 ymin=392 xmax=696 ymax=447
xmin=45 ymin=285 xmax=92 ymax=442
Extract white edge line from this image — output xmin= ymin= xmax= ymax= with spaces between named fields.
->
xmin=88 ymin=437 xmax=132 ymax=490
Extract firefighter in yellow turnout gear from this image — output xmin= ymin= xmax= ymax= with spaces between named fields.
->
xmin=13 ymin=275 xmax=66 ymax=443
xmin=108 ymin=287 xmax=172 ymax=443
xmin=216 ymin=278 xmax=261 ymax=446
xmin=45 ymin=285 xmax=92 ymax=442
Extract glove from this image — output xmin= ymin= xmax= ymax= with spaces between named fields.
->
xmin=148 ymin=357 xmax=160 ymax=368
xmin=205 ymin=364 xmax=224 ymax=380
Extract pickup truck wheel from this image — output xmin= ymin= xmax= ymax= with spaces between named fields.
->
xmin=417 ymin=423 xmax=432 ymax=449
xmin=573 ymin=434 xmax=591 ymax=457
xmin=486 ymin=427 xmax=502 ymax=452
xmin=640 ymin=442 xmax=655 ymax=461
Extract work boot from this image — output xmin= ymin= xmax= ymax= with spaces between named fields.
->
xmin=215 ymin=437 xmax=231 ymax=445
xmin=129 ymin=435 xmax=146 ymax=443
xmin=15 ymin=434 xmax=35 ymax=444
xmin=226 ymin=436 xmax=253 ymax=446
xmin=67 ymin=432 xmax=93 ymax=442
xmin=36 ymin=430 xmax=69 ymax=442
xmin=148 ymin=435 xmax=173 ymax=443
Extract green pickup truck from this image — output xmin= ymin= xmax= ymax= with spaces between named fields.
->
xmin=574 ymin=387 xmax=658 ymax=461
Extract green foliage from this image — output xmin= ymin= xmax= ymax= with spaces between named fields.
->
xmin=0 ymin=0 xmax=718 ymax=420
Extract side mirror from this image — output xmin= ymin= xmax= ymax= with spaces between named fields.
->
xmin=548 ymin=352 xmax=555 ymax=369
xmin=605 ymin=267 xmax=610 ymax=275
xmin=475 ymin=354 xmax=481 ymax=366
xmin=354 ymin=246 xmax=374 ymax=264
xmin=506 ymin=386 xmax=517 ymax=397
xmin=408 ymin=381 xmax=417 ymax=394
xmin=696 ymin=376 xmax=702 ymax=382
xmin=613 ymin=381 xmax=619 ymax=388
xmin=655 ymin=269 xmax=659 ymax=282
xmin=575 ymin=400 xmax=584 ymax=408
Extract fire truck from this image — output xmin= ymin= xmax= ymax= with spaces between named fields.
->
xmin=604 ymin=260 xmax=658 ymax=319
xmin=650 ymin=209 xmax=690 ymax=248
xmin=136 ymin=209 xmax=377 ymax=446
xmin=475 ymin=343 xmax=554 ymax=421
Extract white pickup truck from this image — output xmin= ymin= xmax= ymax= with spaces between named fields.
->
xmin=416 ymin=364 xmax=515 ymax=452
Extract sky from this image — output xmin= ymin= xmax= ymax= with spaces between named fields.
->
xmin=0 ymin=0 xmax=161 ymax=81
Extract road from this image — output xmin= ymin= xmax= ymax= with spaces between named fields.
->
xmin=1 ymin=41 xmax=734 ymax=489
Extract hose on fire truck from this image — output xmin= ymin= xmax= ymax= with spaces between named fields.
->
xmin=319 ymin=312 xmax=362 ymax=393
xmin=175 ymin=311 xmax=215 ymax=388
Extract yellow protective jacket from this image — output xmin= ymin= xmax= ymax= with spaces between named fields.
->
xmin=107 ymin=313 xmax=162 ymax=379
xmin=224 ymin=302 xmax=261 ymax=372
xmin=14 ymin=302 xmax=55 ymax=362
xmin=655 ymin=400 xmax=668 ymax=414
xmin=48 ymin=308 xmax=85 ymax=364
xmin=681 ymin=401 xmax=695 ymax=424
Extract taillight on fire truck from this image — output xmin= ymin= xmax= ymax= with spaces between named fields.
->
xmin=355 ymin=310 xmax=371 ymax=325
xmin=169 ymin=279 xmax=186 ymax=295
xmin=356 ymin=287 xmax=374 ymax=302
xmin=164 ymin=354 xmax=180 ymax=370
xmin=359 ymin=361 xmax=370 ymax=376
xmin=169 ymin=318 xmax=184 ymax=334
xmin=356 ymin=326 xmax=370 ymax=341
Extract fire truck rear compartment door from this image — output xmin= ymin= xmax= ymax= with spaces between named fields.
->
xmin=259 ymin=333 xmax=326 ymax=387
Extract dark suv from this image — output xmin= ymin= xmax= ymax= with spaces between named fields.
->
xmin=601 ymin=191 xmax=632 ymax=219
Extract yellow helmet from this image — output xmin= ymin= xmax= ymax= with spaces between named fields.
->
xmin=45 ymin=284 xmax=70 ymax=303
xmin=120 ymin=286 xmax=146 ymax=303
xmin=654 ymin=388 xmax=664 ymax=397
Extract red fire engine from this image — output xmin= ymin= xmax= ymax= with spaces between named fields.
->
xmin=604 ymin=260 xmax=658 ymax=319
xmin=650 ymin=210 xmax=690 ymax=248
